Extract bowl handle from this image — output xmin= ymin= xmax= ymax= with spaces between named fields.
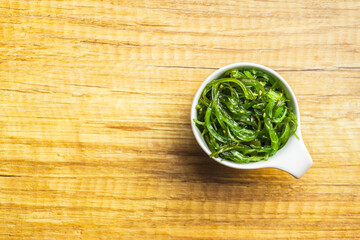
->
xmin=270 ymin=137 xmax=313 ymax=178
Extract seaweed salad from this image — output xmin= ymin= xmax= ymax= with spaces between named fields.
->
xmin=193 ymin=68 xmax=298 ymax=163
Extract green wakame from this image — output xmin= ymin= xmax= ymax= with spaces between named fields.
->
xmin=193 ymin=68 xmax=298 ymax=163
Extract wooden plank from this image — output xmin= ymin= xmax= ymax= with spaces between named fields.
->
xmin=0 ymin=0 xmax=359 ymax=239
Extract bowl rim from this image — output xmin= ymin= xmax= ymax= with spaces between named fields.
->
xmin=190 ymin=62 xmax=301 ymax=169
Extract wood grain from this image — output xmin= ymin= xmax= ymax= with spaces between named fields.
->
xmin=0 ymin=0 xmax=359 ymax=239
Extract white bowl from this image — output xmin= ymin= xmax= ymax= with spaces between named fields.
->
xmin=191 ymin=63 xmax=312 ymax=178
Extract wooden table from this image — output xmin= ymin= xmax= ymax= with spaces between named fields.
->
xmin=1 ymin=0 xmax=359 ymax=239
